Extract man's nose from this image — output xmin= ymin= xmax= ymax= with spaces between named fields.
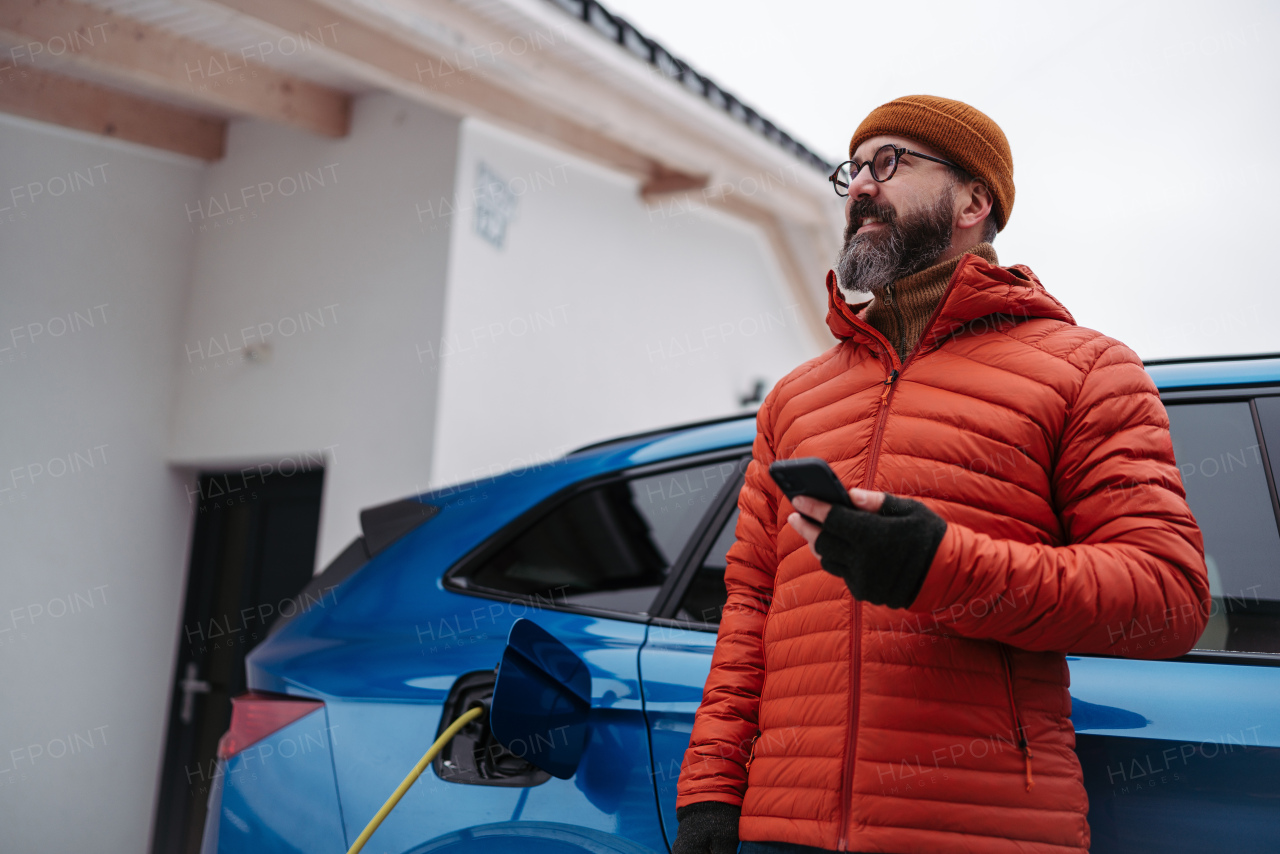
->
xmin=844 ymin=164 xmax=878 ymax=224
xmin=846 ymin=162 xmax=879 ymax=200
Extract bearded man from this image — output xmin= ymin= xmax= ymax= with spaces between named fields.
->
xmin=671 ymin=95 xmax=1210 ymax=854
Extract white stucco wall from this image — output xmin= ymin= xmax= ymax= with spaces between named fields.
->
xmin=429 ymin=118 xmax=821 ymax=489
xmin=0 ymin=114 xmax=204 ymax=854
xmin=167 ymin=92 xmax=461 ymax=569
xmin=1 ymin=90 xmax=463 ymax=853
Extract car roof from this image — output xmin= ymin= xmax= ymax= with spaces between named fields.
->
xmin=569 ymin=411 xmax=756 ymax=457
xmin=1143 ymin=352 xmax=1280 ymax=390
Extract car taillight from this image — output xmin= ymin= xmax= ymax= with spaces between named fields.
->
xmin=216 ymin=691 xmax=324 ymax=760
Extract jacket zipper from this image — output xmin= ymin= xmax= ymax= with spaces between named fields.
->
xmin=837 ymin=597 xmax=860 ymax=851
xmin=855 ymin=256 xmax=971 ymax=513
xmin=861 ymin=369 xmax=899 ymax=485
xmin=999 ymin=645 xmax=1035 ymax=792
xmin=838 ymin=363 xmax=898 ymax=851
xmin=835 ymin=261 xmax=973 ymax=848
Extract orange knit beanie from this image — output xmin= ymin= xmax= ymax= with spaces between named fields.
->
xmin=849 ymin=95 xmax=1014 ymax=231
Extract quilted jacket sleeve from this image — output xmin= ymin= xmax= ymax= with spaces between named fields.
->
xmin=675 ymin=389 xmax=781 ymax=808
xmin=907 ymin=338 xmax=1211 ymax=657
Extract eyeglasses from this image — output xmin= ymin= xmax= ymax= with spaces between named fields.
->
xmin=828 ymin=144 xmax=959 ymax=197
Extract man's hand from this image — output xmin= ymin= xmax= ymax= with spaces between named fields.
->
xmin=672 ymin=802 xmax=740 ymax=854
xmin=787 ymin=488 xmax=946 ymax=609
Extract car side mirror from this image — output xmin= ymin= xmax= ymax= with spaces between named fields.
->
xmin=488 ymin=618 xmax=591 ymax=779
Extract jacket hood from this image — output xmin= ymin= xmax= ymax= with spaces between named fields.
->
xmin=824 ymin=253 xmax=1076 ymax=348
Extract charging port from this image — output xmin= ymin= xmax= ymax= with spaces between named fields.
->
xmin=434 ymin=670 xmax=551 ymax=787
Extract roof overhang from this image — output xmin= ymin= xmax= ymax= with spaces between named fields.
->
xmin=0 ymin=0 xmax=842 ymax=346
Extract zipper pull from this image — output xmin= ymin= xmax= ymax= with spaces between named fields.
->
xmin=884 ymin=283 xmax=894 ymax=306
xmin=1001 ymin=645 xmax=1035 ymax=792
xmin=744 ymin=732 xmax=761 ymax=773
xmin=879 ymin=369 xmax=899 ymax=404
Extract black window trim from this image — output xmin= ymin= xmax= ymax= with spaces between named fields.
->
xmin=1249 ymin=395 xmax=1280 ymax=543
xmin=441 ymin=446 xmax=752 ymax=625
xmin=1080 ymin=649 xmax=1280 ymax=668
xmin=647 ymin=452 xmax=751 ymax=624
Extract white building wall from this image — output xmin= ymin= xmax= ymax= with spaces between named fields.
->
xmin=168 ymin=92 xmax=461 ymax=569
xmin=1 ymin=90 xmax=462 ymax=853
xmin=0 ymin=115 xmax=204 ymax=854
xmin=429 ymin=118 xmax=820 ymax=489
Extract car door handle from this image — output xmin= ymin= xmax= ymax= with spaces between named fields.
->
xmin=179 ymin=661 xmax=212 ymax=724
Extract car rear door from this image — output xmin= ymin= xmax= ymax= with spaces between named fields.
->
xmin=1070 ymin=388 xmax=1280 ymax=852
xmin=637 ymin=455 xmax=749 ymax=847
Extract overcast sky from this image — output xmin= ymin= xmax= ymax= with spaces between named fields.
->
xmin=601 ymin=0 xmax=1280 ymax=360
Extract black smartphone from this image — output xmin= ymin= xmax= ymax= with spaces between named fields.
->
xmin=768 ymin=458 xmax=855 ymax=523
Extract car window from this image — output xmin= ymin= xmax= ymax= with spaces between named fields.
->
xmin=463 ymin=458 xmax=741 ymax=615
xmin=674 ymin=507 xmax=738 ymax=625
xmin=1166 ymin=401 xmax=1280 ymax=654
xmin=672 ymin=400 xmax=1280 ymax=647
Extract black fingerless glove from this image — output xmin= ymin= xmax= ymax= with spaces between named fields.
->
xmin=814 ymin=494 xmax=946 ymax=608
xmin=672 ymin=801 xmax=741 ymax=854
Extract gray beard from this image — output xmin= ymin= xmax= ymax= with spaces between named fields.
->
xmin=835 ymin=187 xmax=956 ymax=302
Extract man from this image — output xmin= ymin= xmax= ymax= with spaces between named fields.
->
xmin=671 ymin=95 xmax=1210 ymax=854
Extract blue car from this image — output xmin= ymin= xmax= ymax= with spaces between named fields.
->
xmin=202 ymin=353 xmax=1280 ymax=854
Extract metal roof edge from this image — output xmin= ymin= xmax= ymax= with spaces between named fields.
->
xmin=543 ymin=0 xmax=834 ymax=175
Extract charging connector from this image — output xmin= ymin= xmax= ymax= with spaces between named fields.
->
xmin=345 ymin=703 xmax=487 ymax=854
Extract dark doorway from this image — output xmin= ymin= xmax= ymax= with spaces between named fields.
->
xmin=151 ymin=464 xmax=325 ymax=854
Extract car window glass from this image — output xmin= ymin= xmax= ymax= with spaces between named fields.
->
xmin=1167 ymin=401 xmax=1280 ymax=654
xmin=669 ymin=402 xmax=1280 ymax=646
xmin=674 ymin=507 xmax=738 ymax=626
xmin=464 ymin=458 xmax=740 ymax=615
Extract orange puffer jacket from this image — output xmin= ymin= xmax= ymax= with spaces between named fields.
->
xmin=676 ymin=252 xmax=1210 ymax=854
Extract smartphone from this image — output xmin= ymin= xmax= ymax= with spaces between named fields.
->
xmin=768 ymin=458 xmax=855 ymax=523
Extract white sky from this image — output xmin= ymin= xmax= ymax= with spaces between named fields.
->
xmin=601 ymin=0 xmax=1280 ymax=359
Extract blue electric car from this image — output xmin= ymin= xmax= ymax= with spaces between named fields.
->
xmin=202 ymin=353 xmax=1280 ymax=854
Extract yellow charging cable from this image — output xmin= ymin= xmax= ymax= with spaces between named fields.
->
xmin=346 ymin=704 xmax=486 ymax=854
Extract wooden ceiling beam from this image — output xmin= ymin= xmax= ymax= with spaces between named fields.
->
xmin=640 ymin=165 xmax=710 ymax=199
xmin=0 ymin=64 xmax=226 ymax=161
xmin=0 ymin=0 xmax=350 ymax=138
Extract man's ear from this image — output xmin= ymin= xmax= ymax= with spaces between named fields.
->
xmin=956 ymin=180 xmax=993 ymax=230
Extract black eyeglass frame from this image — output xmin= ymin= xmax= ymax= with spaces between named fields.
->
xmin=828 ymin=144 xmax=960 ymax=197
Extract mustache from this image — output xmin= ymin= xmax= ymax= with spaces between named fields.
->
xmin=844 ymin=199 xmax=897 ymax=241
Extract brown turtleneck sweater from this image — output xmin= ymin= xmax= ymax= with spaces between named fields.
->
xmin=863 ymin=242 xmax=999 ymax=362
